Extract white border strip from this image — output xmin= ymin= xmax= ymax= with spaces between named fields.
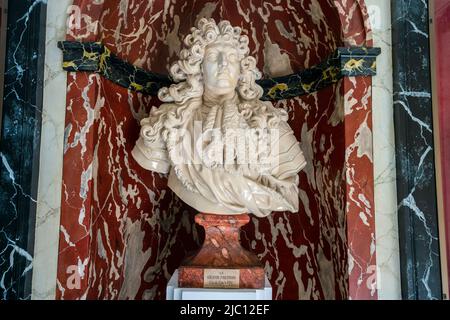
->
xmin=366 ymin=0 xmax=402 ymax=300
xmin=32 ymin=0 xmax=71 ymax=300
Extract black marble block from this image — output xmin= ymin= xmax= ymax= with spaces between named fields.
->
xmin=58 ymin=41 xmax=380 ymax=101
xmin=0 ymin=0 xmax=47 ymax=300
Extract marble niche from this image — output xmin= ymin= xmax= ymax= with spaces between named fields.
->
xmin=56 ymin=0 xmax=377 ymax=300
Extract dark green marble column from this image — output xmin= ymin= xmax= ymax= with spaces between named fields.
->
xmin=392 ymin=0 xmax=443 ymax=300
xmin=0 ymin=0 xmax=47 ymax=300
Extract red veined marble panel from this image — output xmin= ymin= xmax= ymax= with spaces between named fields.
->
xmin=433 ymin=0 xmax=450 ymax=293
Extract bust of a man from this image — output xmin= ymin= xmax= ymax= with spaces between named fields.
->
xmin=132 ymin=18 xmax=306 ymax=217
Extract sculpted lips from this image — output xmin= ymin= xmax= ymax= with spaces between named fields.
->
xmin=216 ymin=70 xmax=230 ymax=79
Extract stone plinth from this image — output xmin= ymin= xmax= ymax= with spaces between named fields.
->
xmin=168 ymin=270 xmax=272 ymax=300
xmin=178 ymin=213 xmax=265 ymax=289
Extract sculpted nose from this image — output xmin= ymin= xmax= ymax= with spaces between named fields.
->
xmin=218 ymin=52 xmax=228 ymax=67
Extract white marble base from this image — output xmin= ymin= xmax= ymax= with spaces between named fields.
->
xmin=166 ymin=270 xmax=272 ymax=300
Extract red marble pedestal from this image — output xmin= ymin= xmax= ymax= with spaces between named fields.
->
xmin=178 ymin=213 xmax=265 ymax=289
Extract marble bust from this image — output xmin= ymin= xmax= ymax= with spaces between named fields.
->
xmin=132 ymin=18 xmax=306 ymax=217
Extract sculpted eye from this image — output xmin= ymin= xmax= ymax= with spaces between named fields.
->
xmin=206 ymin=53 xmax=218 ymax=61
xmin=228 ymin=53 xmax=237 ymax=62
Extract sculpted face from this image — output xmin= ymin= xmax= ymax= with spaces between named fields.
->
xmin=202 ymin=42 xmax=240 ymax=97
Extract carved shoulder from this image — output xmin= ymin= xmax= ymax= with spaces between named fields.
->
xmin=131 ymin=136 xmax=170 ymax=174
xmin=131 ymin=103 xmax=177 ymax=174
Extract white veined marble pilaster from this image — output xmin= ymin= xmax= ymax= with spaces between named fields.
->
xmin=366 ymin=0 xmax=401 ymax=300
xmin=32 ymin=0 xmax=72 ymax=300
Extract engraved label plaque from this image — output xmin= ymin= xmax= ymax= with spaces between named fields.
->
xmin=204 ymin=269 xmax=240 ymax=288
